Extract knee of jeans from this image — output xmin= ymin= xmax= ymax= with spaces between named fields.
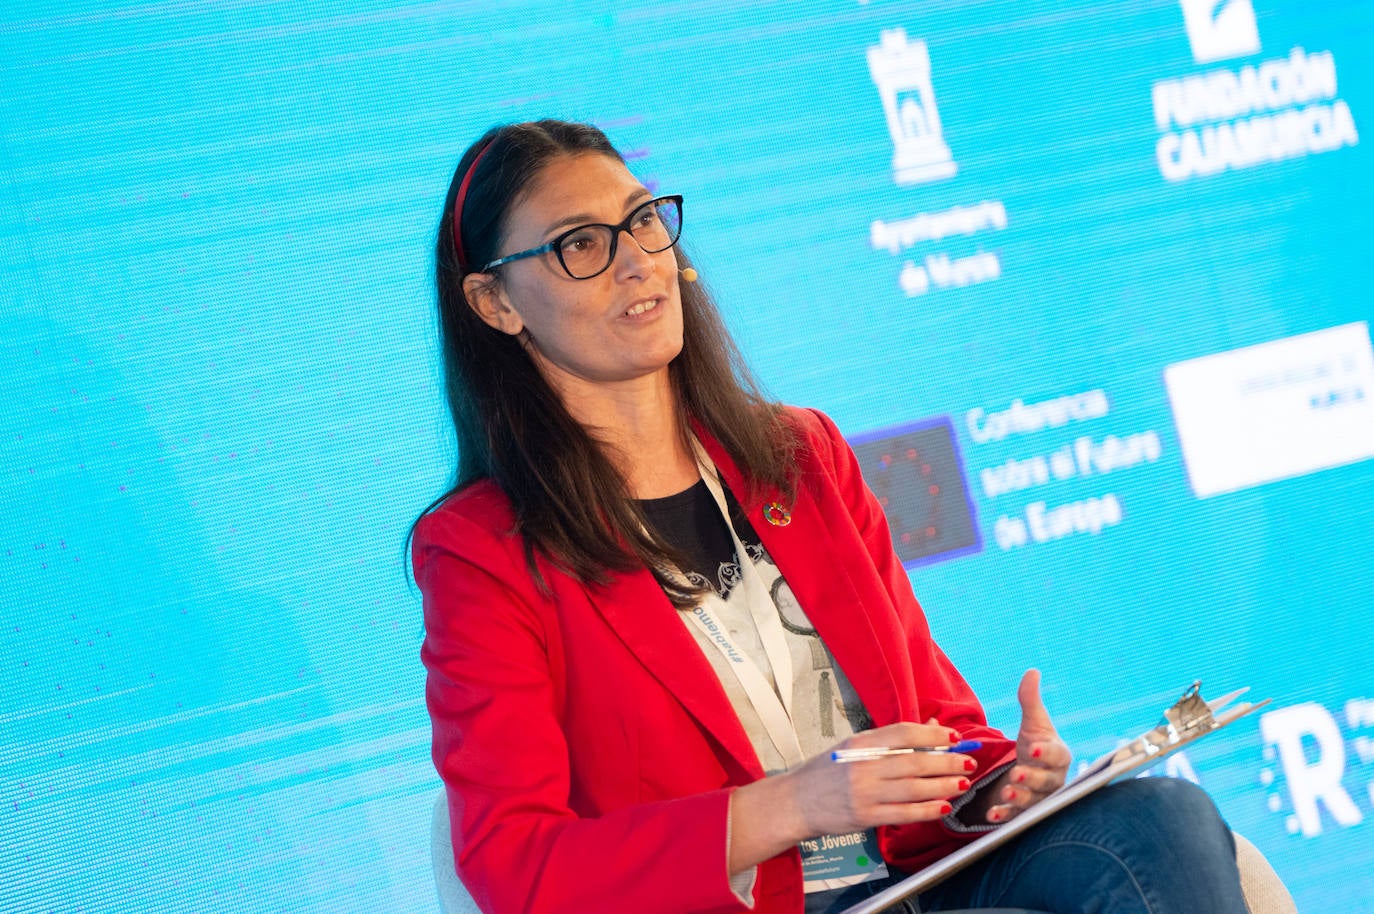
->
xmin=1119 ymin=776 xmax=1219 ymax=817
xmin=1107 ymin=777 xmax=1233 ymax=848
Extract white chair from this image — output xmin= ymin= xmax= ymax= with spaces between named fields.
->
xmin=431 ymin=790 xmax=1297 ymax=913
xmin=432 ymin=792 xmax=482 ymax=914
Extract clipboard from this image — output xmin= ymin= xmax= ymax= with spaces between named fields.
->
xmin=839 ymin=682 xmax=1270 ymax=914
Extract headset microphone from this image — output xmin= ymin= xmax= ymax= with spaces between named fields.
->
xmin=679 ymin=267 xmax=698 ymax=283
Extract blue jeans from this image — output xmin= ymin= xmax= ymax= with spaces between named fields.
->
xmin=806 ymin=778 xmax=1247 ymax=914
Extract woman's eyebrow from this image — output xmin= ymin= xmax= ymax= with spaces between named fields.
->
xmin=544 ymin=188 xmax=653 ymax=235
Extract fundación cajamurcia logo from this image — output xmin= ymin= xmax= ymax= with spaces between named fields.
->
xmin=866 ymin=29 xmax=956 ymax=186
xmin=1180 ymin=0 xmax=1260 ymax=64
xmin=1153 ymin=0 xmax=1359 ymax=181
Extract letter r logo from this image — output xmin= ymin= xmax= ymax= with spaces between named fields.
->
xmin=1180 ymin=0 xmax=1261 ymax=64
xmin=1260 ymin=703 xmax=1364 ymax=837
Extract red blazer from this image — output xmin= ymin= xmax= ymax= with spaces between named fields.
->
xmin=415 ymin=408 xmax=1015 ymax=914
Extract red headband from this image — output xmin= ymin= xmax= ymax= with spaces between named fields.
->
xmin=452 ymin=140 xmax=494 ymax=270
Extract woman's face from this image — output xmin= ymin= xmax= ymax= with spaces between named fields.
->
xmin=467 ymin=153 xmax=685 ymax=399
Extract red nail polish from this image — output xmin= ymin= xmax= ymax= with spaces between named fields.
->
xmin=957 ymin=778 xmax=971 ymax=791
xmin=1015 ymin=772 xmax=1026 ymax=784
xmin=1032 ymin=746 xmax=1042 ymax=759
xmin=989 ymin=809 xmax=1002 ymax=822
xmin=963 ymin=758 xmax=977 ymax=772
xmin=939 ymin=802 xmax=953 ymax=815
xmin=949 ymin=731 xmax=961 ymax=744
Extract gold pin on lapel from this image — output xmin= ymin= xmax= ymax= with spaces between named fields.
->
xmin=763 ymin=502 xmax=791 ymax=527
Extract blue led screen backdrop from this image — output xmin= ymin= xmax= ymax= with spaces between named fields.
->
xmin=2 ymin=1 xmax=1372 ymax=910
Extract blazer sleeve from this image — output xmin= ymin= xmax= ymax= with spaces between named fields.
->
xmin=800 ymin=408 xmax=1018 ymax=871
xmin=415 ymin=506 xmax=758 ymax=914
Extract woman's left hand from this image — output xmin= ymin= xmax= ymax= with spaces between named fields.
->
xmin=983 ymin=669 xmax=1071 ymax=824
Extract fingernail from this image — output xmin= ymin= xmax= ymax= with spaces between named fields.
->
xmin=963 ymin=758 xmax=977 ymax=771
xmin=1032 ymin=746 xmax=1042 ymax=759
xmin=989 ymin=809 xmax=1002 ymax=822
xmin=948 ymin=731 xmax=961 ymax=744
xmin=939 ymin=802 xmax=953 ymax=815
xmin=957 ymin=778 xmax=971 ymax=791
xmin=1005 ymin=788 xmax=1017 ymax=802
xmin=1015 ymin=772 xmax=1026 ymax=784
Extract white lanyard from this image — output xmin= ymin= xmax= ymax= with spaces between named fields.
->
xmin=679 ymin=445 xmax=805 ymax=770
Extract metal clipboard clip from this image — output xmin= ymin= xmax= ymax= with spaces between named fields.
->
xmin=1109 ymin=681 xmax=1260 ymax=766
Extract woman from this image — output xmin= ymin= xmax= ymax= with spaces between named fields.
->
xmin=413 ymin=120 xmax=1247 ymax=914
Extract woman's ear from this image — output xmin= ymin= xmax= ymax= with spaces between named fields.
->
xmin=463 ymin=273 xmax=525 ymax=336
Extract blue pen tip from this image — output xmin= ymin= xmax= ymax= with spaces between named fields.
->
xmin=951 ymin=740 xmax=982 ymax=753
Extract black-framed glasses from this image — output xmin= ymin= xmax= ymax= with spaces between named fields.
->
xmin=481 ymin=195 xmax=683 ymax=280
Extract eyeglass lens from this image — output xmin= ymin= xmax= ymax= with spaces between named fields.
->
xmin=556 ymin=198 xmax=682 ymax=279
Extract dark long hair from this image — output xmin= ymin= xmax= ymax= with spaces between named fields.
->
xmin=418 ymin=120 xmax=795 ymax=606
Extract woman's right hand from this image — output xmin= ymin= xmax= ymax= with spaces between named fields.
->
xmin=785 ymin=721 xmax=976 ymax=837
xmin=728 ymin=721 xmax=976 ymax=875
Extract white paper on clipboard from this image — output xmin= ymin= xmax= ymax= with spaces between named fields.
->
xmin=839 ymin=682 xmax=1271 ymax=914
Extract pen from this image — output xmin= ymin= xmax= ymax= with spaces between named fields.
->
xmin=831 ymin=740 xmax=983 ymax=763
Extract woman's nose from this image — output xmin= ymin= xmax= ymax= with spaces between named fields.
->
xmin=611 ymin=227 xmax=656 ymax=278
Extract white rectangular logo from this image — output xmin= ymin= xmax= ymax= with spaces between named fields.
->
xmin=1180 ymin=0 xmax=1261 ymax=64
xmin=1164 ymin=322 xmax=1374 ymax=497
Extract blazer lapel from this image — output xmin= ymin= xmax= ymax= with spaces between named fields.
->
xmin=698 ymin=432 xmax=907 ymax=729
xmin=583 ymin=567 xmax=766 ymax=779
